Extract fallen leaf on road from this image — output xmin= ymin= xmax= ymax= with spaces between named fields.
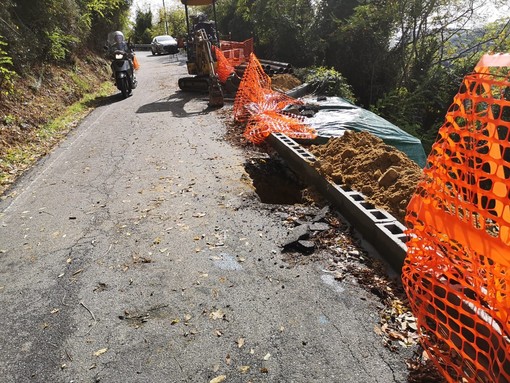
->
xmin=93 ymin=348 xmax=108 ymax=357
xmin=210 ymin=309 xmax=225 ymax=320
xmin=226 ymin=354 xmax=231 ymax=365
xmin=388 ymin=331 xmax=406 ymax=341
xmin=239 ymin=365 xmax=250 ymax=373
xmin=263 ymin=353 xmax=271 ymax=361
xmin=237 ymin=337 xmax=245 ymax=348
xmin=210 ymin=375 xmax=226 ymax=383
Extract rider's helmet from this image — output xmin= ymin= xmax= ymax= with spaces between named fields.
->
xmin=107 ymin=31 xmax=125 ymax=47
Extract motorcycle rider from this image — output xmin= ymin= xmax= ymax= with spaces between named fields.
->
xmin=106 ymin=31 xmax=137 ymax=89
xmin=107 ymin=31 xmax=131 ymax=57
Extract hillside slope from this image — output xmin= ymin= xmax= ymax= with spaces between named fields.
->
xmin=0 ymin=53 xmax=112 ymax=195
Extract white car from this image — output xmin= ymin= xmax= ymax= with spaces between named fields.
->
xmin=151 ymin=35 xmax=179 ymax=55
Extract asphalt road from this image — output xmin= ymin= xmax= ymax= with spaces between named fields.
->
xmin=0 ymin=52 xmax=412 ymax=383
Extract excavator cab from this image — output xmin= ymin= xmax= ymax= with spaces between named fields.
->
xmin=179 ymin=0 xmax=223 ymax=107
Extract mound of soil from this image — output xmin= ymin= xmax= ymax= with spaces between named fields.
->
xmin=309 ymin=131 xmax=423 ymax=223
xmin=270 ymin=74 xmax=302 ymax=92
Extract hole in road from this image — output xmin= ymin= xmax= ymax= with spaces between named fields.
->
xmin=244 ymin=157 xmax=304 ymax=204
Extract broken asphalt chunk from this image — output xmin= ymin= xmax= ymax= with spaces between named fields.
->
xmin=282 ymin=224 xmax=309 ymax=248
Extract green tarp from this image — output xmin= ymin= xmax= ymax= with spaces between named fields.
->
xmin=296 ymin=95 xmax=427 ymax=168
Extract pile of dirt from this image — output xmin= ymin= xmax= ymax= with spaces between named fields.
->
xmin=270 ymin=74 xmax=302 ymax=92
xmin=308 ymin=131 xmax=423 ymax=223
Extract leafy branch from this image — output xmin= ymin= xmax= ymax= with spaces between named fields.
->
xmin=0 ymin=35 xmax=17 ymax=99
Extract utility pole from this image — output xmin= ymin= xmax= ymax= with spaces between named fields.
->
xmin=162 ymin=0 xmax=169 ymax=35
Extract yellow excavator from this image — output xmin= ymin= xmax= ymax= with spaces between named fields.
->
xmin=178 ymin=0 xmax=224 ymax=107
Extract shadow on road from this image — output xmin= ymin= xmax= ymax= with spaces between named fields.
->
xmin=84 ymin=92 xmax=126 ymax=108
xmin=136 ymin=91 xmax=218 ymax=117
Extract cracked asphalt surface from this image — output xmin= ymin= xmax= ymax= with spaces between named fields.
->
xmin=0 ymin=52 xmax=412 ymax=383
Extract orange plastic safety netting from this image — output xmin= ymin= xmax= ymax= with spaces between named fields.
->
xmin=212 ymin=46 xmax=235 ymax=83
xmin=403 ymin=53 xmax=510 ymax=383
xmin=233 ymin=53 xmax=316 ymax=143
xmin=220 ymin=38 xmax=253 ymax=66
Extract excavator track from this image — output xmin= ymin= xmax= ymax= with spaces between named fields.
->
xmin=178 ymin=76 xmax=210 ymax=93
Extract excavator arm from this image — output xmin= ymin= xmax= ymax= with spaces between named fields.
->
xmin=178 ymin=0 xmax=224 ymax=107
xmin=195 ymin=29 xmax=224 ymax=107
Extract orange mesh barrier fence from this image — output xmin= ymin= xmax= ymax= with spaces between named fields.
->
xmin=220 ymin=38 xmax=253 ymax=65
xmin=221 ymin=48 xmax=245 ymax=67
xmin=212 ymin=46 xmax=234 ymax=83
xmin=232 ymin=53 xmax=316 ymax=143
xmin=244 ymin=110 xmax=314 ymax=144
xmin=403 ymin=53 xmax=510 ymax=383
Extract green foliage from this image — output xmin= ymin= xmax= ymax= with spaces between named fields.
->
xmin=0 ymin=0 xmax=507 ymax=156
xmin=0 ymin=0 xmax=132 ymax=72
xmin=46 ymin=28 xmax=80 ymax=62
xmin=216 ymin=0 xmax=254 ymax=41
xmin=327 ymin=4 xmax=398 ymax=107
xmin=302 ymin=67 xmax=355 ymax=102
xmin=165 ymin=9 xmax=187 ymax=38
xmin=370 ymin=56 xmax=480 ymax=154
xmin=132 ymin=8 xmax=153 ymax=43
xmin=216 ymin=0 xmax=317 ymax=66
xmin=311 ymin=0 xmax=360 ymax=65
xmin=70 ymin=70 xmax=91 ymax=93
xmin=82 ymin=0 xmax=133 ymax=50
xmin=0 ymin=36 xmax=17 ymax=98
xmin=482 ymin=19 xmax=510 ymax=53
xmin=371 ymin=86 xmax=422 ymax=137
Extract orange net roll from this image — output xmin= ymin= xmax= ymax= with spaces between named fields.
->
xmin=243 ymin=110 xmax=316 ymax=144
xmin=233 ymin=52 xmax=273 ymax=123
xmin=403 ymin=53 xmax=510 ymax=383
xmin=232 ymin=53 xmax=316 ymax=143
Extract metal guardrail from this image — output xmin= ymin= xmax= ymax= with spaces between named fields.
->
xmin=132 ymin=44 xmax=151 ymax=51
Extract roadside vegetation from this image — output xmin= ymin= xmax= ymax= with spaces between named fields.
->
xmin=0 ymin=56 xmax=114 ymax=195
xmin=0 ymin=0 xmax=509 ymax=193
